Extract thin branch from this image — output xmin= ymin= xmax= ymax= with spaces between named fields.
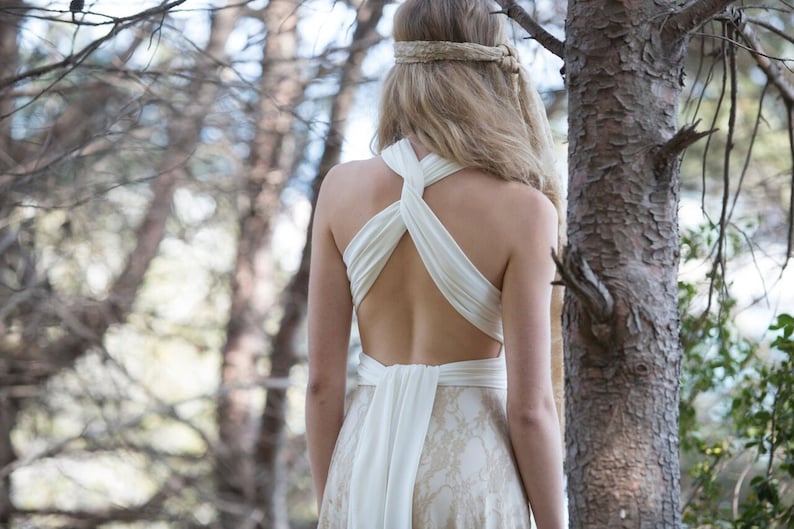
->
xmin=727 ymin=82 xmax=767 ymax=223
xmin=493 ymin=0 xmax=564 ymax=59
xmin=732 ymin=459 xmax=754 ymax=518
xmin=735 ymin=20 xmax=794 ymax=111
xmin=785 ymin=104 xmax=794 ymax=267
xmin=746 ymin=16 xmax=794 ymax=47
xmin=12 ymin=483 xmax=172 ymax=524
xmin=709 ymin=20 xmax=738 ymax=317
xmin=700 ymin=20 xmax=729 ymax=222
xmin=664 ymin=0 xmax=736 ymax=39
xmin=683 ymin=31 xmax=709 ymax=118
xmin=0 ymin=0 xmax=188 ymax=92
xmin=695 ymin=29 xmax=794 ymax=63
xmin=733 ymin=19 xmax=794 ymax=265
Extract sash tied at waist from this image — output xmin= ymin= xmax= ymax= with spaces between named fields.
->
xmin=347 ymin=353 xmax=507 ymax=528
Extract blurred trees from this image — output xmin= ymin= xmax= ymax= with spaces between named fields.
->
xmin=0 ymin=1 xmax=791 ymax=529
xmin=0 ymin=0 xmax=389 ymax=526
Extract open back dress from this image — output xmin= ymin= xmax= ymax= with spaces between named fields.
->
xmin=317 ymin=139 xmax=531 ymax=529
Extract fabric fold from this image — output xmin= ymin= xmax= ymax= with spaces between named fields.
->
xmin=341 ymin=138 xmax=512 ymax=527
xmin=347 ymin=353 xmax=507 ymax=528
xmin=348 ymin=357 xmax=440 ymax=529
xmin=344 ymin=138 xmax=504 ymax=342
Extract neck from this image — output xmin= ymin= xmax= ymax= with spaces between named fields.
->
xmin=407 ymin=135 xmax=432 ymax=160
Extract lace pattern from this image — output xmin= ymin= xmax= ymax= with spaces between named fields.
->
xmin=318 ymin=385 xmax=531 ymax=528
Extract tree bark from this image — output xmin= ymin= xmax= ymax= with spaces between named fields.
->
xmin=562 ymin=1 xmax=706 ymax=527
xmin=253 ymin=3 xmax=388 ymax=527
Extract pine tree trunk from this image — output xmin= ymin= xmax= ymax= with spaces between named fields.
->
xmin=563 ymin=2 xmax=689 ymax=527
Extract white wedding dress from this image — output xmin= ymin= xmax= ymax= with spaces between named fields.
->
xmin=318 ymin=139 xmax=531 ymax=529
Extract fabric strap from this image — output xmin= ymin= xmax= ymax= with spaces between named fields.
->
xmin=347 ymin=353 xmax=507 ymax=528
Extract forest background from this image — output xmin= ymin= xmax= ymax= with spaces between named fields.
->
xmin=0 ymin=0 xmax=792 ymax=528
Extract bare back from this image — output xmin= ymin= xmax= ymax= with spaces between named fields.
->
xmin=325 ymin=140 xmax=534 ymax=366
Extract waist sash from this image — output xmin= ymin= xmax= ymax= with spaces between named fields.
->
xmin=347 ymin=352 xmax=507 ymax=528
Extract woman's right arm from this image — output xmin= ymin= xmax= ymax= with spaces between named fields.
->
xmin=501 ymin=189 xmax=565 ymax=529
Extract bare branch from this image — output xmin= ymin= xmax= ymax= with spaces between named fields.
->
xmin=728 ymin=83 xmax=768 ymax=223
xmin=733 ymin=18 xmax=794 ymax=265
xmin=551 ymin=247 xmax=614 ymax=343
xmin=785 ymin=105 xmax=794 ymax=266
xmin=493 ymin=0 xmax=564 ymax=59
xmin=708 ymin=21 xmax=738 ymax=313
xmin=735 ymin=20 xmax=794 ymax=107
xmin=746 ymin=16 xmax=794 ymax=47
xmin=664 ymin=0 xmax=735 ymax=39
xmin=0 ymin=0 xmax=188 ymax=93
xmin=655 ymin=120 xmax=717 ymax=169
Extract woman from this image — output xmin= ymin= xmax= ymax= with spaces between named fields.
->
xmin=306 ymin=0 xmax=565 ymax=527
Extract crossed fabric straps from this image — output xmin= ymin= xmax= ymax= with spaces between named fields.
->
xmin=341 ymin=138 xmax=508 ymax=528
xmin=342 ymin=138 xmax=503 ymax=343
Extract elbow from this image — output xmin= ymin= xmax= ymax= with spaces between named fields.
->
xmin=306 ymin=372 xmax=345 ymax=401
xmin=507 ymin=396 xmax=559 ymax=429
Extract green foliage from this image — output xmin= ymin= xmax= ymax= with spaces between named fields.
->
xmin=681 ymin=310 xmax=794 ymax=528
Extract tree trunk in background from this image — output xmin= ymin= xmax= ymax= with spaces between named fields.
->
xmin=215 ymin=1 xmax=305 ymax=526
xmin=562 ymin=1 xmax=732 ymax=527
xmin=253 ymin=3 xmax=387 ymax=527
xmin=0 ymin=1 xmax=26 ymax=169
xmin=0 ymin=393 xmax=16 ymax=525
xmin=0 ymin=3 xmax=239 ymax=525
xmin=4 ymin=3 xmax=238 ymax=380
xmin=0 ymin=4 xmax=25 ymax=521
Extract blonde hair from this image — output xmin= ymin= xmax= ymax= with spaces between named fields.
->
xmin=377 ymin=0 xmax=562 ymax=214
xmin=377 ymin=0 xmax=566 ymax=431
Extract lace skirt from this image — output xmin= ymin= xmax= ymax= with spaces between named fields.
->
xmin=318 ymin=384 xmax=531 ymax=528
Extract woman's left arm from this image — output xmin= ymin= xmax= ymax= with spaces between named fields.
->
xmin=305 ymin=167 xmax=354 ymax=509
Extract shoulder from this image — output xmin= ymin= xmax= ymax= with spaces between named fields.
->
xmin=314 ymin=156 xmax=395 ymax=251
xmin=319 ymin=158 xmax=370 ymax=193
xmin=504 ymin=180 xmax=557 ymax=217
xmin=496 ymin=180 xmax=558 ymax=230
xmin=495 ymin=181 xmax=559 ymax=255
xmin=320 ymin=155 xmax=392 ymax=192
xmin=317 ymin=157 xmax=382 ymax=207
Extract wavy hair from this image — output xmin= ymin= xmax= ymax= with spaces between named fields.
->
xmin=377 ymin=0 xmax=563 ymax=214
xmin=377 ymin=0 xmax=566 ymax=430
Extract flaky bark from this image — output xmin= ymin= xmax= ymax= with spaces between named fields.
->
xmin=253 ymin=3 xmax=388 ymax=527
xmin=561 ymin=1 xmax=721 ymax=527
